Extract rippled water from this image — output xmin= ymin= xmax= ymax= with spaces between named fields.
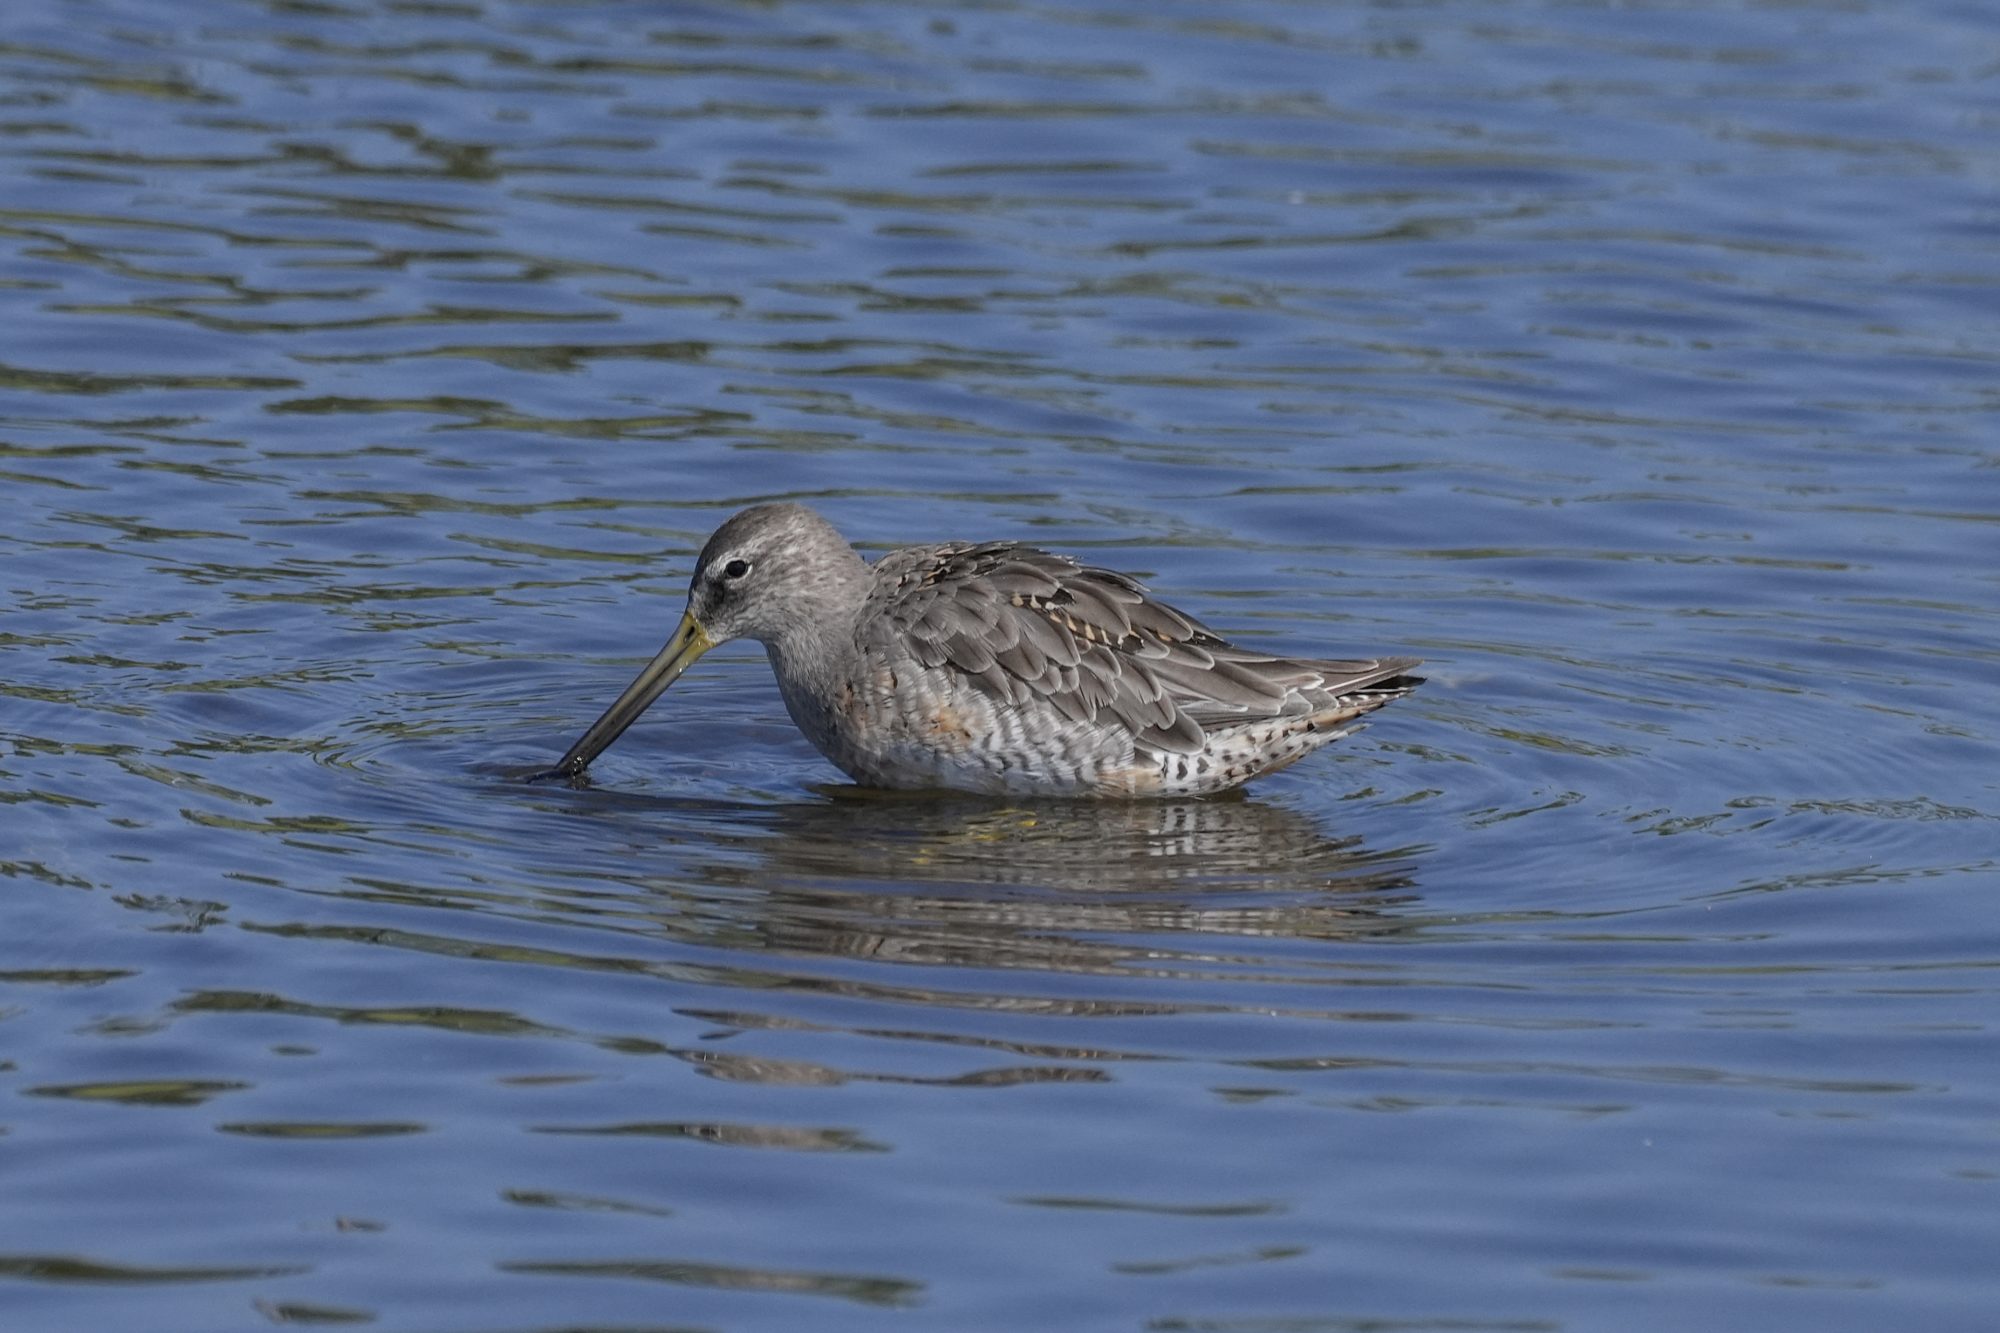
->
xmin=4 ymin=1 xmax=1998 ymax=1329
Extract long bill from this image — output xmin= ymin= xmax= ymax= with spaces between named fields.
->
xmin=548 ymin=610 xmax=714 ymax=778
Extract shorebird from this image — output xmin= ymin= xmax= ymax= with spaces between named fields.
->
xmin=543 ymin=504 xmax=1422 ymax=797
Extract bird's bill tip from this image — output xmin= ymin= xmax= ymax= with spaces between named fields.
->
xmin=548 ymin=611 xmax=714 ymax=777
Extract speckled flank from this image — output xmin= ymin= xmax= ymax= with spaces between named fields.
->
xmin=571 ymin=503 xmax=1424 ymax=797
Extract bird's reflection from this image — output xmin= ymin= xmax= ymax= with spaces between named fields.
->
xmin=518 ymin=780 xmax=1429 ymax=976
xmin=761 ymin=785 xmax=1413 ymax=893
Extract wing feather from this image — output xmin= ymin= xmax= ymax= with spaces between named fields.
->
xmin=859 ymin=541 xmax=1420 ymax=756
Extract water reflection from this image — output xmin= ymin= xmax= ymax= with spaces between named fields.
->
xmin=497 ymin=1257 xmax=923 ymax=1309
xmin=521 ymin=786 xmax=1426 ymax=980
xmin=757 ymin=786 xmax=1420 ymax=891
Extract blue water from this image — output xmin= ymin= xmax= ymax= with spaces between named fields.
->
xmin=2 ymin=1 xmax=1997 ymax=1330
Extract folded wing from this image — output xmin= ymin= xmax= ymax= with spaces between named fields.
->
xmin=859 ymin=541 xmax=1421 ymax=755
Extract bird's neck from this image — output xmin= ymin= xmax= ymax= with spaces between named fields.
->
xmin=763 ymin=585 xmax=865 ymax=769
xmin=762 ymin=553 xmax=869 ymax=715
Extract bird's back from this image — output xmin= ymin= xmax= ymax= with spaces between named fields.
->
xmin=838 ymin=540 xmax=1421 ymax=795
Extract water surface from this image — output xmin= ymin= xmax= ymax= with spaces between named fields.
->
xmin=2 ymin=1 xmax=1997 ymax=1330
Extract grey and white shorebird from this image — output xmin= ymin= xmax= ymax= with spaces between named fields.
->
xmin=544 ymin=504 xmax=1422 ymax=797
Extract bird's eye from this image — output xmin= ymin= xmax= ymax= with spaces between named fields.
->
xmin=722 ymin=558 xmax=752 ymax=580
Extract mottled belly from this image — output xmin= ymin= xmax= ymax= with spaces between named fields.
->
xmin=825 ymin=670 xmax=1135 ymax=796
